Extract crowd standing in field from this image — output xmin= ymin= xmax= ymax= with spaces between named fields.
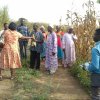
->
xmin=2 ymin=19 xmax=100 ymax=100
xmin=0 ymin=19 xmax=78 ymax=80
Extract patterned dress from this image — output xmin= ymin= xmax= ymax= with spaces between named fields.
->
xmin=0 ymin=29 xmax=23 ymax=69
xmin=62 ymin=33 xmax=77 ymax=67
xmin=45 ymin=32 xmax=58 ymax=74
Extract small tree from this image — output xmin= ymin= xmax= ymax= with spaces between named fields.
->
xmin=97 ymin=0 xmax=100 ymax=3
xmin=0 ymin=6 xmax=10 ymax=29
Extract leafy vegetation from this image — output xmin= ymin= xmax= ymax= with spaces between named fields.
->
xmin=97 ymin=0 xmax=100 ymax=3
xmin=69 ymin=60 xmax=91 ymax=93
xmin=67 ymin=0 xmax=100 ymax=94
xmin=0 ymin=6 xmax=10 ymax=29
xmin=0 ymin=0 xmax=99 ymax=98
xmin=11 ymin=60 xmax=50 ymax=100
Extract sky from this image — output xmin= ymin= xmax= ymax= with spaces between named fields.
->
xmin=0 ymin=0 xmax=100 ymax=25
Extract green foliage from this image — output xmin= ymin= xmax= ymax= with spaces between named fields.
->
xmin=97 ymin=0 xmax=100 ymax=3
xmin=0 ymin=6 xmax=10 ymax=29
xmin=12 ymin=96 xmax=22 ymax=100
xmin=16 ymin=18 xmax=49 ymax=32
xmin=12 ymin=59 xmax=50 ymax=100
xmin=31 ymin=93 xmax=48 ymax=100
xmin=69 ymin=60 xmax=91 ymax=93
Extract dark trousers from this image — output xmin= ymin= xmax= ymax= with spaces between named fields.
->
xmin=30 ymin=50 xmax=40 ymax=70
xmin=91 ymin=74 xmax=100 ymax=100
xmin=19 ymin=41 xmax=27 ymax=60
xmin=91 ymin=86 xmax=100 ymax=100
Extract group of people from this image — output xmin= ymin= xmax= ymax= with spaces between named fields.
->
xmin=1 ymin=20 xmax=100 ymax=99
xmin=0 ymin=20 xmax=77 ymax=80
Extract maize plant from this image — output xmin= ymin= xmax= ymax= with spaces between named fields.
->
xmin=66 ymin=0 xmax=97 ymax=61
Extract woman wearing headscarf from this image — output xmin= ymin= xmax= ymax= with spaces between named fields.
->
xmin=62 ymin=28 xmax=77 ymax=68
xmin=45 ymin=25 xmax=58 ymax=74
xmin=40 ymin=25 xmax=47 ymax=60
xmin=55 ymin=25 xmax=63 ymax=60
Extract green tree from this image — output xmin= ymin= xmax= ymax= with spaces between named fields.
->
xmin=97 ymin=0 xmax=100 ymax=3
xmin=0 ymin=6 xmax=10 ymax=29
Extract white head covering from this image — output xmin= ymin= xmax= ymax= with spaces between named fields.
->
xmin=49 ymin=24 xmax=54 ymax=29
xmin=40 ymin=25 xmax=45 ymax=30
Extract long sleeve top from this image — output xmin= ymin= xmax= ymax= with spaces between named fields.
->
xmin=87 ymin=41 xmax=100 ymax=74
xmin=30 ymin=31 xmax=44 ymax=53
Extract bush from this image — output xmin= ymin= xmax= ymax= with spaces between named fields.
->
xmin=69 ymin=60 xmax=91 ymax=93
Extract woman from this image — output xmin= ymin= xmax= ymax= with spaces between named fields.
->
xmin=56 ymin=26 xmax=63 ymax=60
xmin=62 ymin=28 xmax=77 ymax=68
xmin=0 ymin=22 xmax=33 ymax=80
xmin=45 ymin=25 xmax=58 ymax=74
xmin=40 ymin=25 xmax=47 ymax=60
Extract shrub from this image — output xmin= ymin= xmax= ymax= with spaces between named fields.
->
xmin=69 ymin=60 xmax=91 ymax=93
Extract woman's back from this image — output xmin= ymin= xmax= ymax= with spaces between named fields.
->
xmin=4 ymin=30 xmax=22 ymax=50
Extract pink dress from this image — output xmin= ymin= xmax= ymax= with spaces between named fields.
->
xmin=0 ymin=29 xmax=23 ymax=69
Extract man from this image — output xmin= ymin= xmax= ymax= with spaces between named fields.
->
xmin=45 ymin=25 xmax=58 ymax=74
xmin=83 ymin=29 xmax=100 ymax=99
xmin=30 ymin=23 xmax=44 ymax=70
xmin=17 ymin=18 xmax=29 ymax=60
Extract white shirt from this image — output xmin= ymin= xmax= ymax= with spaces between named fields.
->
xmin=0 ymin=30 xmax=4 ymax=43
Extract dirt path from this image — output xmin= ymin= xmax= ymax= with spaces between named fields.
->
xmin=0 ymin=65 xmax=90 ymax=100
xmin=38 ymin=64 xmax=90 ymax=100
xmin=0 ymin=70 xmax=14 ymax=100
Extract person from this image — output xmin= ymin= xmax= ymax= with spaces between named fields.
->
xmin=40 ymin=25 xmax=47 ymax=60
xmin=60 ymin=28 xmax=64 ymax=38
xmin=45 ymin=25 xmax=58 ymax=74
xmin=56 ymin=25 xmax=63 ymax=60
xmin=83 ymin=29 xmax=100 ymax=100
xmin=17 ymin=18 xmax=29 ymax=60
xmin=62 ymin=28 xmax=77 ymax=68
xmin=0 ymin=23 xmax=8 ymax=34
xmin=0 ymin=22 xmax=33 ymax=80
xmin=30 ymin=23 xmax=44 ymax=70
xmin=0 ymin=23 xmax=8 ymax=51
